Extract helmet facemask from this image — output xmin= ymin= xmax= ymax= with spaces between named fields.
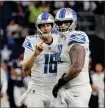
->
xmin=55 ymin=20 xmax=76 ymax=36
xmin=36 ymin=23 xmax=54 ymax=39
xmin=55 ymin=8 xmax=77 ymax=36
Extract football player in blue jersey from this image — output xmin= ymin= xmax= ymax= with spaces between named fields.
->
xmin=20 ymin=12 xmax=59 ymax=107
xmin=52 ymin=8 xmax=92 ymax=107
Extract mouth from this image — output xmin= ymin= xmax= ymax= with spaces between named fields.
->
xmin=59 ymin=28 xmax=68 ymax=32
xmin=43 ymin=32 xmax=48 ymax=34
xmin=62 ymin=29 xmax=67 ymax=32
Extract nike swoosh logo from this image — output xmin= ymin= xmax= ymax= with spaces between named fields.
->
xmin=33 ymin=90 xmax=35 ymax=93
xmin=74 ymin=95 xmax=78 ymax=97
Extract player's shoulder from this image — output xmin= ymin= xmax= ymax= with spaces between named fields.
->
xmin=23 ymin=34 xmax=39 ymax=45
xmin=69 ymin=30 xmax=89 ymax=44
xmin=22 ymin=34 xmax=39 ymax=51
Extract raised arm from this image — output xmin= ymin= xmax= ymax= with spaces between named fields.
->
xmin=22 ymin=43 xmax=43 ymax=72
xmin=22 ymin=53 xmax=38 ymax=72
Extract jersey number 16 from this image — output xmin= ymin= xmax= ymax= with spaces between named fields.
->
xmin=44 ymin=54 xmax=57 ymax=74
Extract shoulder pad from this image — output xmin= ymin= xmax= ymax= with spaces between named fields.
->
xmin=22 ymin=36 xmax=34 ymax=51
xmin=69 ymin=31 xmax=88 ymax=44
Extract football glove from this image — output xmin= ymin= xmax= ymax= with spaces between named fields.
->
xmin=52 ymin=73 xmax=67 ymax=98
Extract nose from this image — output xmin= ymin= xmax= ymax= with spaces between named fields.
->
xmin=43 ymin=25 xmax=49 ymax=32
xmin=61 ymin=23 xmax=65 ymax=27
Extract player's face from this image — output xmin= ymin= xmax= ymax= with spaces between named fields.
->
xmin=56 ymin=20 xmax=72 ymax=32
xmin=38 ymin=23 xmax=52 ymax=34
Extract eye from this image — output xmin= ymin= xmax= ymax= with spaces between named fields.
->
xmin=55 ymin=20 xmax=73 ymax=26
xmin=38 ymin=24 xmax=44 ymax=29
xmin=38 ymin=23 xmax=53 ymax=29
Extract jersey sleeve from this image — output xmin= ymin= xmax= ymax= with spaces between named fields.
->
xmin=68 ymin=31 xmax=89 ymax=45
xmin=22 ymin=37 xmax=35 ymax=62
xmin=66 ymin=31 xmax=90 ymax=53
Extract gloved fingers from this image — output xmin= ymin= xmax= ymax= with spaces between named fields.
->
xmin=53 ymin=90 xmax=57 ymax=98
xmin=52 ymin=84 xmax=59 ymax=98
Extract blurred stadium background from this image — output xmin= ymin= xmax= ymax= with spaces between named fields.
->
xmin=0 ymin=1 xmax=104 ymax=108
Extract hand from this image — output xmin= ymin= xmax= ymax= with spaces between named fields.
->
xmin=34 ymin=42 xmax=43 ymax=56
xmin=52 ymin=73 xmax=67 ymax=98
xmin=52 ymin=83 xmax=60 ymax=98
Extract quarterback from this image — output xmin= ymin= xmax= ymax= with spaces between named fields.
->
xmin=21 ymin=12 xmax=59 ymax=107
xmin=52 ymin=8 xmax=92 ymax=107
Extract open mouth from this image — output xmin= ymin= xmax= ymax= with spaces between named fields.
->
xmin=59 ymin=27 xmax=68 ymax=32
xmin=43 ymin=31 xmax=49 ymax=34
xmin=61 ymin=29 xmax=67 ymax=32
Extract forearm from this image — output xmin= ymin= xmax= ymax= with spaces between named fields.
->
xmin=63 ymin=44 xmax=85 ymax=82
xmin=22 ymin=54 xmax=37 ymax=72
xmin=22 ymin=42 xmax=43 ymax=72
xmin=52 ymin=67 xmax=81 ymax=98
xmin=63 ymin=65 xmax=81 ymax=82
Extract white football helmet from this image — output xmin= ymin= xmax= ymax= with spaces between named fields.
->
xmin=55 ymin=8 xmax=77 ymax=35
xmin=35 ymin=12 xmax=54 ymax=38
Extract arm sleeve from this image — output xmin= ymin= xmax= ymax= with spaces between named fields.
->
xmin=22 ymin=36 xmax=35 ymax=63
xmin=67 ymin=31 xmax=89 ymax=52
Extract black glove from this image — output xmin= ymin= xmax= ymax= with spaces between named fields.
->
xmin=52 ymin=73 xmax=67 ymax=98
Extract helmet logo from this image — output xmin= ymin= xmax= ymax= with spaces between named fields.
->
xmin=42 ymin=12 xmax=48 ymax=21
xmin=59 ymin=8 xmax=66 ymax=19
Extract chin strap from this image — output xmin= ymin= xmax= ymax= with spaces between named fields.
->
xmin=42 ymin=33 xmax=50 ymax=38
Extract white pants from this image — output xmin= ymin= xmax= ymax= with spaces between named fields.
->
xmin=52 ymin=85 xmax=92 ymax=107
xmin=14 ymin=86 xmax=26 ymax=107
xmin=24 ymin=89 xmax=54 ymax=108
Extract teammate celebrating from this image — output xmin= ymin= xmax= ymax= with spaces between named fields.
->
xmin=52 ymin=8 xmax=92 ymax=107
xmin=21 ymin=12 xmax=59 ymax=107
